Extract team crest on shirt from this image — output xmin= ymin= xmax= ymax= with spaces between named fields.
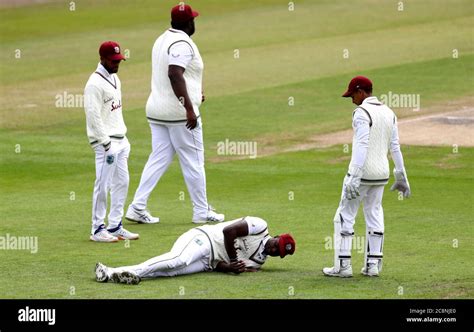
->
xmin=106 ymin=155 xmax=115 ymax=165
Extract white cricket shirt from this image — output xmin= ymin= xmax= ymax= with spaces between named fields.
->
xmin=146 ymin=28 xmax=204 ymax=125
xmin=349 ymin=96 xmax=405 ymax=185
xmin=197 ymin=217 xmax=272 ymax=270
xmin=84 ymin=63 xmax=127 ymax=147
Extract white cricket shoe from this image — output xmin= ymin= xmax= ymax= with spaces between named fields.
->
xmin=192 ymin=208 xmax=225 ymax=224
xmin=322 ymin=265 xmax=353 ymax=278
xmin=125 ymin=205 xmax=160 ymax=224
xmin=111 ymin=271 xmax=141 ymax=285
xmin=95 ymin=262 xmax=110 ymax=283
xmin=90 ymin=229 xmax=119 ymax=243
xmin=361 ymin=263 xmax=379 ymax=277
xmin=109 ymin=227 xmax=139 ymax=240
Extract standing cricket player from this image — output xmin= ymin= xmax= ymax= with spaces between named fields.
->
xmin=84 ymin=41 xmax=138 ymax=242
xmin=125 ymin=4 xmax=224 ymax=224
xmin=323 ymin=76 xmax=411 ymax=277
xmin=94 ymin=216 xmax=296 ymax=284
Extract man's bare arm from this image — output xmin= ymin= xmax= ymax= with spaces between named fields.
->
xmin=223 ymin=219 xmax=249 ymax=262
xmin=168 ymin=65 xmax=197 ymax=130
xmin=215 ymin=219 xmax=250 ymax=274
xmin=215 ymin=261 xmax=246 ymax=274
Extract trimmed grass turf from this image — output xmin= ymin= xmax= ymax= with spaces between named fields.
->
xmin=0 ymin=0 xmax=473 ymax=298
xmin=0 ymin=142 xmax=473 ymax=298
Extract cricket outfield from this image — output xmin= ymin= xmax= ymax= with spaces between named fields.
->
xmin=0 ymin=0 xmax=472 ymax=299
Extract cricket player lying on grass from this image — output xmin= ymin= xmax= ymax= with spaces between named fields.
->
xmin=95 ymin=217 xmax=295 ymax=284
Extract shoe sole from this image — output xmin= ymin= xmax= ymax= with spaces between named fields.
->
xmin=192 ymin=219 xmax=224 ymax=224
xmin=111 ymin=271 xmax=141 ymax=285
xmin=89 ymin=236 xmax=119 ymax=243
xmin=116 ymin=235 xmax=140 ymax=240
xmin=125 ymin=216 xmax=159 ymax=224
xmin=322 ymin=269 xmax=353 ymax=278
xmin=192 ymin=220 xmax=210 ymax=224
xmin=323 ymin=272 xmax=353 ymax=278
xmin=361 ymin=272 xmax=379 ymax=277
xmin=95 ymin=263 xmax=109 ymax=282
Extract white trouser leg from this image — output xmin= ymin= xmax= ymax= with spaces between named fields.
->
xmin=107 ymin=139 xmax=131 ymax=231
xmin=112 ymin=229 xmax=211 ymax=278
xmin=362 ymin=185 xmax=385 ymax=270
xmin=363 ymin=185 xmax=385 ymax=232
xmin=91 ymin=144 xmax=118 ymax=234
xmin=332 ymin=182 xmax=371 ymax=269
xmin=132 ymin=124 xmax=175 ymax=210
xmin=169 ymin=124 xmax=209 ymax=219
xmin=146 ymin=257 xmax=209 ymax=278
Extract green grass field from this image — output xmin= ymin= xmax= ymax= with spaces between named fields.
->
xmin=0 ymin=0 xmax=473 ymax=299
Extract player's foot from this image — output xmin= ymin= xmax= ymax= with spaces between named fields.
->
xmin=108 ymin=227 xmax=139 ymax=240
xmin=95 ymin=262 xmax=110 ymax=283
xmin=322 ymin=265 xmax=353 ymax=278
xmin=126 ymin=205 xmax=160 ymax=224
xmin=192 ymin=208 xmax=225 ymax=224
xmin=110 ymin=271 xmax=141 ymax=285
xmin=90 ymin=229 xmax=119 ymax=243
xmin=361 ymin=263 xmax=379 ymax=277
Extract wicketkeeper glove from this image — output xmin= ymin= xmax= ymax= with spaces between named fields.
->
xmin=344 ymin=166 xmax=363 ymax=200
xmin=390 ymin=168 xmax=411 ymax=198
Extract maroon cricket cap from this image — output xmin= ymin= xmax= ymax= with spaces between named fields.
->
xmin=99 ymin=41 xmax=126 ymax=61
xmin=342 ymin=76 xmax=372 ymax=97
xmin=171 ymin=4 xmax=199 ymax=23
xmin=278 ymin=234 xmax=296 ymax=258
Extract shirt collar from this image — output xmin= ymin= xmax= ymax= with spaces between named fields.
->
xmin=168 ymin=28 xmax=190 ymax=37
xmin=96 ymin=63 xmax=112 ymax=78
xmin=363 ymin=96 xmax=382 ymax=106
xmin=261 ymin=236 xmax=271 ymax=257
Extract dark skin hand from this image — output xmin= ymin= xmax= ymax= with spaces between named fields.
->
xmin=215 ymin=260 xmax=247 ymax=274
xmin=168 ymin=65 xmax=197 ymax=130
xmin=221 ymin=219 xmax=249 ymax=274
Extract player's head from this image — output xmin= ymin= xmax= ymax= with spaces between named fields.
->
xmin=265 ymin=234 xmax=296 ymax=258
xmin=171 ymin=4 xmax=199 ymax=36
xmin=342 ymin=76 xmax=372 ymax=105
xmin=99 ymin=41 xmax=126 ymax=74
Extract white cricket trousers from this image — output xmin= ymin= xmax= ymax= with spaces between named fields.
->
xmin=91 ymin=138 xmax=130 ymax=234
xmin=112 ymin=229 xmax=212 ymax=278
xmin=131 ymin=122 xmax=209 ymax=220
xmin=335 ymin=184 xmax=385 ymax=234
xmin=333 ymin=184 xmax=386 ymax=268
